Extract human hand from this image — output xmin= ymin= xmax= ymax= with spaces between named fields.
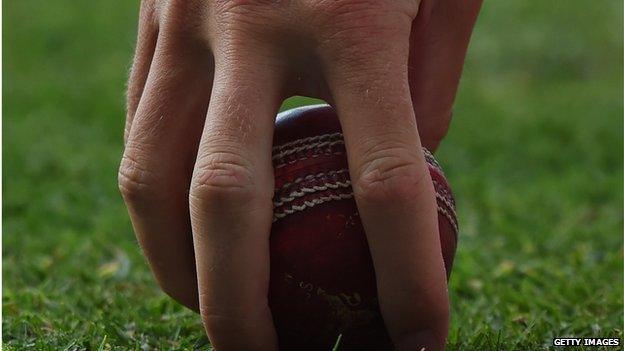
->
xmin=119 ymin=1 xmax=481 ymax=350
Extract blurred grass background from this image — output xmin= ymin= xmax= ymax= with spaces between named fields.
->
xmin=3 ymin=1 xmax=623 ymax=350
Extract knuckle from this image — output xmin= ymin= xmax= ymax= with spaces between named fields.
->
xmin=117 ymin=152 xmax=162 ymax=203
xmin=200 ymin=309 xmax=241 ymax=341
xmin=316 ymin=0 xmax=414 ymax=48
xmin=214 ymin=0 xmax=281 ymax=14
xmin=315 ymin=4 xmax=415 ymax=81
xmin=212 ymin=0 xmax=283 ymax=29
xmin=208 ymin=0 xmax=287 ymax=55
xmin=190 ymin=151 xmax=268 ymax=211
xmin=199 ymin=296 xmax=270 ymax=338
xmin=353 ymin=144 xmax=430 ymax=205
xmin=199 ymin=303 xmax=243 ymax=324
xmin=156 ymin=0 xmax=208 ymax=40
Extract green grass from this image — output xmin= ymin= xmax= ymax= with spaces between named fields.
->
xmin=4 ymin=0 xmax=623 ymax=350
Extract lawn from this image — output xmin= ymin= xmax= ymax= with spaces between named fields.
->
xmin=3 ymin=1 xmax=623 ymax=350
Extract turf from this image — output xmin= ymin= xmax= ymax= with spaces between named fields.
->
xmin=3 ymin=1 xmax=623 ymax=350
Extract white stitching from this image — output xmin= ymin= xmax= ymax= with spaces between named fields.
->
xmin=272 ymin=132 xmax=445 ymax=175
xmin=273 ymin=191 xmax=459 ymax=235
xmin=437 ymin=205 xmax=459 ymax=235
xmin=274 ymin=151 xmax=345 ymax=169
xmin=423 ymin=148 xmax=443 ymax=172
xmin=272 ymin=139 xmax=345 ymax=161
xmin=275 ymin=169 xmax=351 ymax=207
xmin=433 ymin=185 xmax=458 ymax=221
xmin=272 ymin=132 xmax=343 ymax=154
xmin=275 ymin=175 xmax=457 ymax=221
xmin=273 ymin=193 xmax=355 ymax=222
xmin=274 ymin=180 xmax=352 ymax=207
xmin=273 ymin=178 xmax=458 ymax=235
xmin=272 ymin=134 xmax=457 ymax=233
xmin=433 ymin=179 xmax=456 ymax=207
xmin=279 ymin=169 xmax=350 ymax=190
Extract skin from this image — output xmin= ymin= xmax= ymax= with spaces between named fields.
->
xmin=118 ymin=0 xmax=482 ymax=350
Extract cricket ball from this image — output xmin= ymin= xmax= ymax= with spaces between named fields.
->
xmin=269 ymin=105 xmax=458 ymax=351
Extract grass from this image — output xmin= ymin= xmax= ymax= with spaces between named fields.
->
xmin=3 ymin=0 xmax=623 ymax=350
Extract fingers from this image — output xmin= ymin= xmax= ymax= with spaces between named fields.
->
xmin=409 ymin=0 xmax=483 ymax=151
xmin=119 ymin=14 xmax=213 ymax=311
xmin=320 ymin=9 xmax=449 ymax=350
xmin=125 ymin=0 xmax=159 ymax=144
xmin=189 ymin=43 xmax=283 ymax=350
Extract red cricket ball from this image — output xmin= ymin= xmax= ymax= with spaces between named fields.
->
xmin=269 ymin=105 xmax=458 ymax=351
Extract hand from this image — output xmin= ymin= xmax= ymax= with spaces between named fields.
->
xmin=118 ymin=1 xmax=481 ymax=350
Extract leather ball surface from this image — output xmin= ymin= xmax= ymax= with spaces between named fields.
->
xmin=269 ymin=105 xmax=458 ymax=351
